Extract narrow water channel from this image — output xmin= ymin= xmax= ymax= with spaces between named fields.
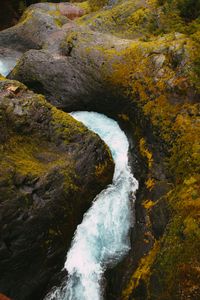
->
xmin=46 ymin=111 xmax=138 ymax=300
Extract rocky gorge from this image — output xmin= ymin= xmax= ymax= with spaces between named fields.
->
xmin=0 ymin=0 xmax=200 ymax=300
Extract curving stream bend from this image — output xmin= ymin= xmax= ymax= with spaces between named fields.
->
xmin=46 ymin=111 xmax=138 ymax=300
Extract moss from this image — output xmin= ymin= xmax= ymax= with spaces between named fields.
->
xmin=48 ymin=10 xmax=67 ymax=27
xmin=145 ymin=178 xmax=155 ymax=191
xmin=1 ymin=135 xmax=69 ymax=177
xmin=18 ymin=7 xmax=34 ymax=25
xmin=54 ymin=17 xmax=63 ymax=27
xmin=51 ymin=105 xmax=88 ymax=142
xmin=112 ymin=39 xmax=200 ymax=293
xmin=110 ymin=34 xmax=199 ymax=151
xmin=139 ymin=138 xmax=153 ymax=169
xmin=118 ymin=113 xmax=130 ymax=121
xmin=75 ymin=1 xmax=91 ymax=14
xmin=78 ymin=0 xmax=148 ymax=37
xmin=0 ymin=75 xmax=6 ymax=81
xmin=150 ymin=199 xmax=200 ymax=298
xmin=143 ymin=200 xmax=156 ymax=210
xmin=88 ymin=0 xmax=108 ymax=11
xmin=95 ymin=4 xmax=200 ymax=297
xmin=95 ymin=159 xmax=113 ymax=184
xmin=122 ymin=241 xmax=160 ymax=300
xmin=0 ymin=78 xmax=99 ymax=205
xmin=77 ymin=0 xmax=200 ymax=40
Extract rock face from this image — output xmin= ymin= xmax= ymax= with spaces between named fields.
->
xmin=0 ymin=77 xmax=114 ymax=300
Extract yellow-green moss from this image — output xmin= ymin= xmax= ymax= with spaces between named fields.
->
xmin=118 ymin=113 xmax=130 ymax=121
xmin=112 ymin=37 xmax=200 ymax=294
xmin=139 ymin=138 xmax=153 ymax=169
xmin=51 ymin=106 xmax=87 ymax=142
xmin=18 ymin=8 xmax=35 ymax=25
xmin=85 ymin=0 xmax=199 ymax=37
xmin=102 ymin=6 xmax=200 ymax=297
xmin=88 ymin=0 xmax=108 ymax=11
xmin=0 ymin=80 xmax=91 ymax=198
xmin=145 ymin=178 xmax=155 ymax=191
xmin=1 ymin=135 xmax=70 ymax=177
xmin=122 ymin=241 xmax=160 ymax=300
xmin=143 ymin=199 xmax=156 ymax=210
xmin=0 ymin=75 xmax=6 ymax=80
xmin=75 ymin=1 xmax=91 ymax=14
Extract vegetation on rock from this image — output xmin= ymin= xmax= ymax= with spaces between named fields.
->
xmin=88 ymin=0 xmax=108 ymax=11
xmin=95 ymin=1 xmax=199 ymax=298
xmin=0 ymin=77 xmax=114 ymax=300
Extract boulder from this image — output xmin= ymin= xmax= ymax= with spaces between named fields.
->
xmin=0 ymin=77 xmax=114 ymax=300
xmin=0 ymin=3 xmax=68 ymax=52
xmin=8 ymin=21 xmax=131 ymax=111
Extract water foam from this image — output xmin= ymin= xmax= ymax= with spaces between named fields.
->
xmin=45 ymin=111 xmax=138 ymax=300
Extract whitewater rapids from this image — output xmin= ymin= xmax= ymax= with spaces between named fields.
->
xmin=46 ymin=111 xmax=138 ymax=300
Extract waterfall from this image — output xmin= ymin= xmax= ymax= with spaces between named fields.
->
xmin=46 ymin=111 xmax=139 ymax=300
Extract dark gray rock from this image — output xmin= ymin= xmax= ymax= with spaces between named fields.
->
xmin=0 ymin=78 xmax=114 ymax=300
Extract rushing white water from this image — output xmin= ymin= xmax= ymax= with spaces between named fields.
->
xmin=46 ymin=111 xmax=138 ymax=300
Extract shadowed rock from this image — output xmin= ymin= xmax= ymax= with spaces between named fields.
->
xmin=0 ymin=77 xmax=114 ymax=300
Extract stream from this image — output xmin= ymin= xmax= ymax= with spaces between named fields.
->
xmin=46 ymin=111 xmax=138 ymax=300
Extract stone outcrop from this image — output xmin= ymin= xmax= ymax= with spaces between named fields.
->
xmin=0 ymin=77 xmax=114 ymax=300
